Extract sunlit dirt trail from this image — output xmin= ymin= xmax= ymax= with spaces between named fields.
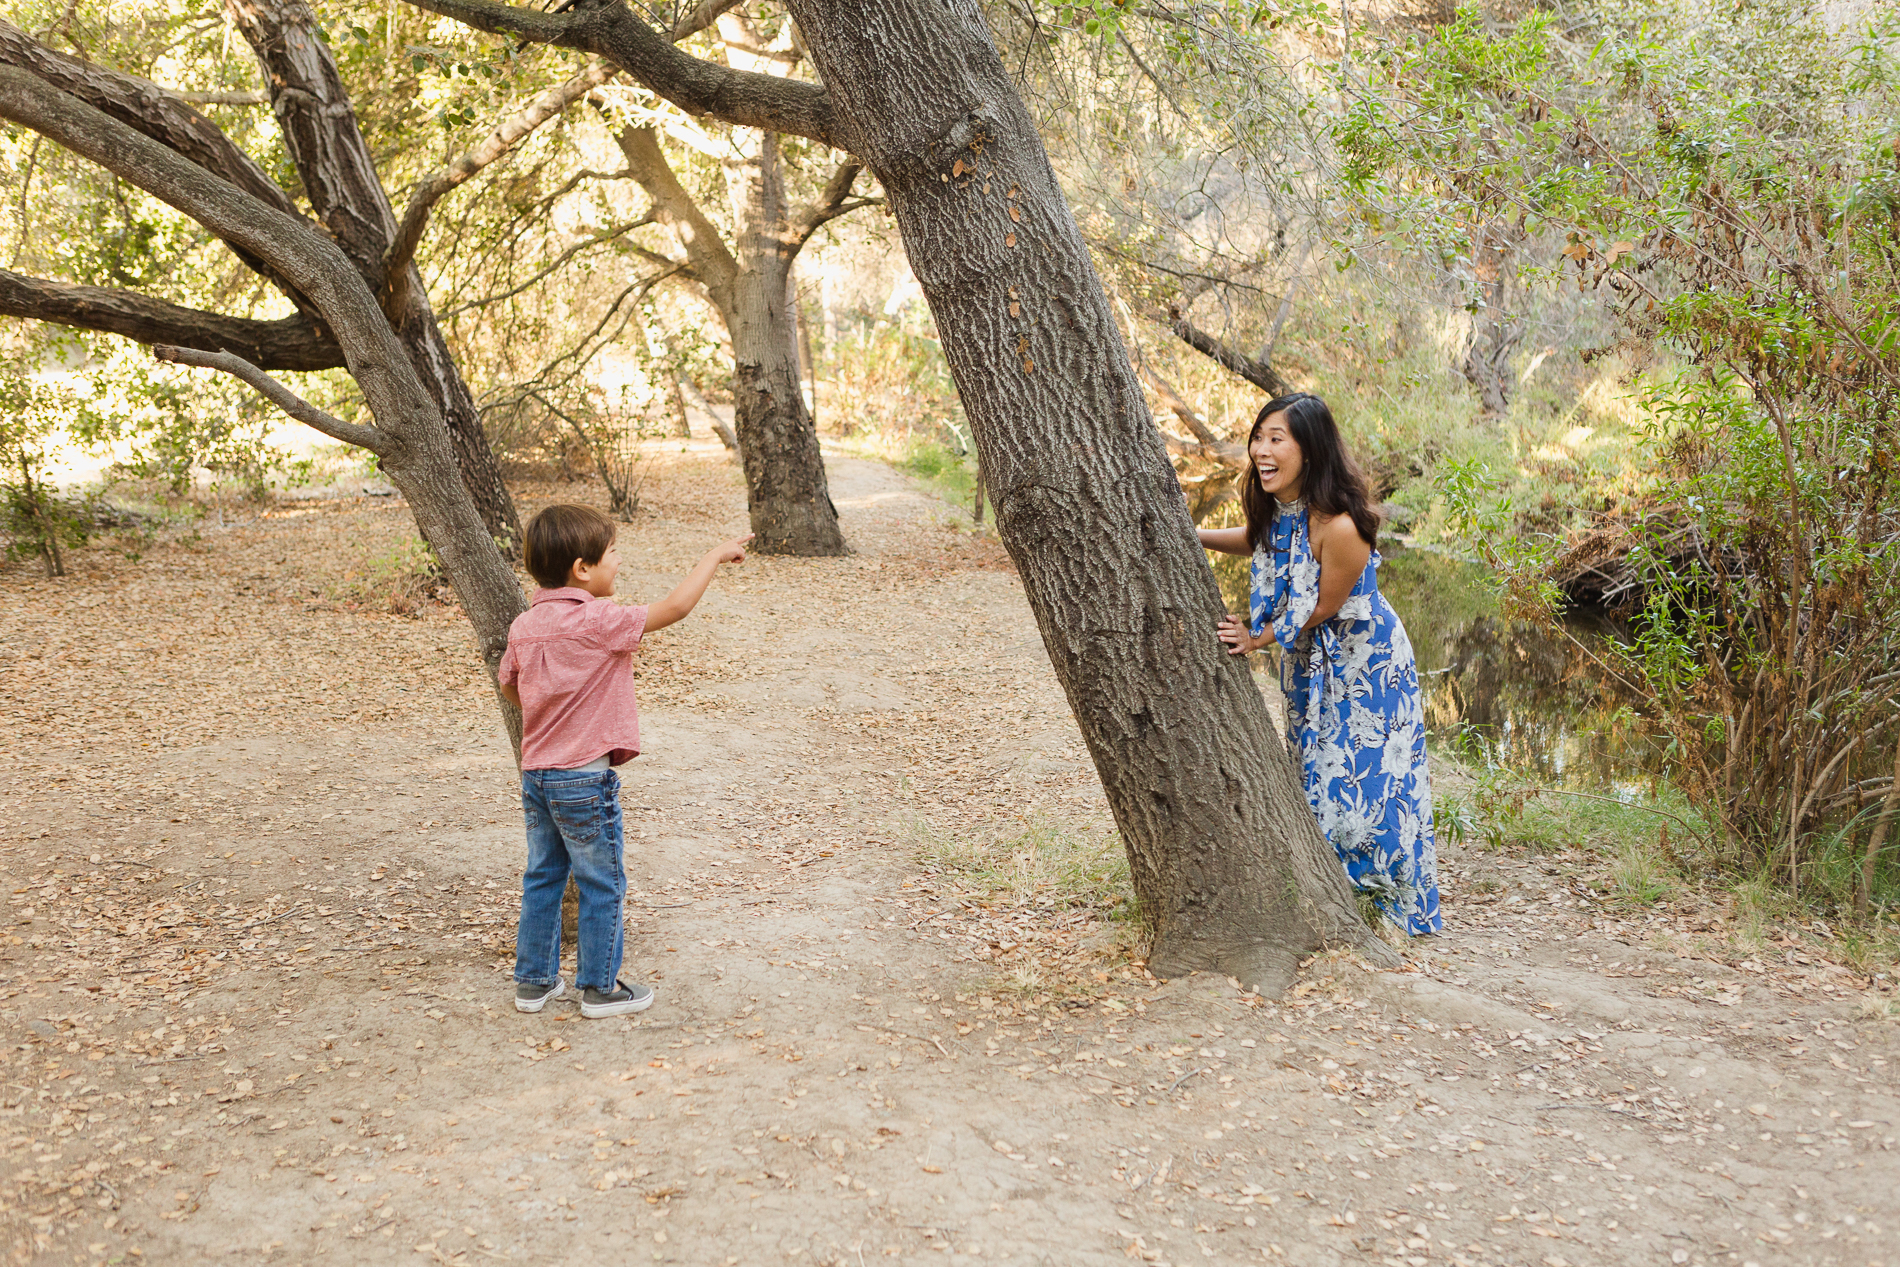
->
xmin=2 ymin=444 xmax=1894 ymax=1266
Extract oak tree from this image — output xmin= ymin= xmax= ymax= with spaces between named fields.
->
xmin=409 ymin=0 xmax=1396 ymax=989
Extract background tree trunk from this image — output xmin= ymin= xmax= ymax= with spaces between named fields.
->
xmin=723 ymin=128 xmax=845 ymax=555
xmin=1460 ymin=226 xmax=1522 ymax=417
xmin=783 ymin=0 xmax=1394 ymax=991
xmin=612 ymin=120 xmax=845 ymax=555
xmin=229 ymin=0 xmax=522 ymax=546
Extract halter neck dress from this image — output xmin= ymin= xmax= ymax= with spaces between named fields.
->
xmin=1251 ymin=498 xmax=1442 ymax=935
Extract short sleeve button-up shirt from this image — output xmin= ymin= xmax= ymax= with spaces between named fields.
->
xmin=497 ymin=587 xmax=648 ymax=770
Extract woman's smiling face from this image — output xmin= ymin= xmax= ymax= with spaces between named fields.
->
xmin=1249 ymin=411 xmax=1305 ymax=501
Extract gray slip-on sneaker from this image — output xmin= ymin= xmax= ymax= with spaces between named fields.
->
xmin=580 ymin=978 xmax=654 ymax=1019
xmin=514 ymin=979 xmax=565 ymax=1013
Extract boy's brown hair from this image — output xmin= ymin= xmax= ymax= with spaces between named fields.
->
xmin=523 ymin=504 xmax=616 ymax=589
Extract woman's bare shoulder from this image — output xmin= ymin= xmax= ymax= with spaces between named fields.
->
xmin=1308 ymin=509 xmax=1352 ymax=538
xmin=1310 ymin=509 xmax=1372 ymax=551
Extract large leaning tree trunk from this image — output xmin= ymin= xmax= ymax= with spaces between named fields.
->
xmin=0 ymin=37 xmax=528 ymax=741
xmin=409 ymin=0 xmax=1397 ymax=991
xmin=0 ymin=5 xmax=521 ymax=548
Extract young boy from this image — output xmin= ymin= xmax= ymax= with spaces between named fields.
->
xmin=497 ymin=504 xmax=750 ymax=1018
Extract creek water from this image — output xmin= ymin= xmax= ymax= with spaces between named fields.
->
xmin=1376 ymin=546 xmax=1660 ymax=791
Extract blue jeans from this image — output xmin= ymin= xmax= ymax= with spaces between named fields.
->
xmin=515 ymin=766 xmax=625 ymax=992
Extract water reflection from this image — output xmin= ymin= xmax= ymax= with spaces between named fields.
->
xmin=1375 ymin=548 xmax=1662 ymax=789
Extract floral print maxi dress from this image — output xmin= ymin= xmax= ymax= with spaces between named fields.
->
xmin=1250 ymin=499 xmax=1442 ymax=935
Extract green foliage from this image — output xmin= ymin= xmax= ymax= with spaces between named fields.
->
xmin=0 ymin=352 xmax=96 ymax=576
xmin=1443 ymin=728 xmax=1708 ymax=905
xmin=1432 ymin=457 xmax=1563 ymax=622
xmin=71 ymin=354 xmax=315 ymax=498
xmin=896 ymin=438 xmax=979 ymax=507
xmin=1338 ymin=0 xmax=1900 ymax=911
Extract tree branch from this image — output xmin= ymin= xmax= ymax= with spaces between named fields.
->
xmin=610 ymin=121 xmax=737 ymax=303
xmin=398 ymin=0 xmax=839 ymax=147
xmin=152 ymin=345 xmax=392 ymax=453
xmin=1164 ymin=303 xmax=1291 ymax=397
xmin=384 ymin=59 xmax=618 ymax=309
xmin=788 ymin=160 xmax=878 ymax=253
xmin=439 ymin=215 xmax=657 ymax=318
xmin=0 ymin=66 xmax=436 ymax=448
xmin=668 ymin=0 xmax=746 ymax=42
xmin=1121 ymin=308 xmax=1246 ymax=468
xmin=0 ymin=269 xmax=344 ymax=370
xmin=0 ymin=17 xmax=317 ymax=310
xmin=0 ymin=19 xmax=299 ymax=221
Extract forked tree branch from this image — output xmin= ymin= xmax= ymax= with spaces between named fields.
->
xmin=0 ymin=269 xmax=344 ymax=370
xmin=788 ymin=160 xmax=879 ymax=252
xmin=0 ymin=66 xmax=437 ymax=446
xmin=0 ymin=17 xmax=318 ymax=311
xmin=399 ymin=0 xmax=838 ymax=147
xmin=153 ymin=345 xmax=393 ymax=454
xmin=383 ymin=59 xmax=620 ymax=310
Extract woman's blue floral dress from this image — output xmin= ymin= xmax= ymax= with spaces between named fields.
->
xmin=1251 ymin=499 xmax=1441 ymax=935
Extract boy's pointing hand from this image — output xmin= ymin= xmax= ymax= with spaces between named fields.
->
xmin=714 ymin=534 xmax=755 ymax=565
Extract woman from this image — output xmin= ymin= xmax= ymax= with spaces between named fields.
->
xmin=1198 ymin=393 xmax=1441 ymax=936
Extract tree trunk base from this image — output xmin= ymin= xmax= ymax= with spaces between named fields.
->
xmin=1147 ymin=923 xmax=1400 ymax=996
xmin=750 ymin=495 xmax=848 ymax=556
xmin=561 ymin=877 xmax=579 ymax=941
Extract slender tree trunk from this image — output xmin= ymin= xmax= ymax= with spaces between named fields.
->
xmin=1460 ymin=225 xmax=1521 ymax=418
xmin=724 ymin=129 xmax=844 ymax=555
xmin=612 ymin=120 xmax=844 ymax=554
xmin=229 ymin=0 xmax=522 ymax=546
xmin=785 ymin=0 xmax=1393 ymax=990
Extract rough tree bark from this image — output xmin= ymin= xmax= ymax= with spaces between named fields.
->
xmin=787 ymin=3 xmax=1390 ymax=989
xmin=407 ymin=0 xmax=1397 ymax=989
xmin=612 ymin=122 xmax=847 ymax=553
xmin=0 ymin=63 xmax=528 ymax=730
xmin=601 ymin=15 xmax=874 ymax=556
xmin=228 ymin=0 xmax=520 ymax=546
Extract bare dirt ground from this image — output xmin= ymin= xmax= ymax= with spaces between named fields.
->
xmin=2 ymin=442 xmax=1896 ymax=1267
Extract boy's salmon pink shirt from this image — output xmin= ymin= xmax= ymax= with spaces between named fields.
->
xmin=497 ymin=587 xmax=648 ymax=770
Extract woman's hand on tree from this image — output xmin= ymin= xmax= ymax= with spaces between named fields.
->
xmin=1216 ymin=613 xmax=1263 ymax=655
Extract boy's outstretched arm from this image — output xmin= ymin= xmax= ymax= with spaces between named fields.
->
xmin=645 ymin=535 xmax=753 ymax=633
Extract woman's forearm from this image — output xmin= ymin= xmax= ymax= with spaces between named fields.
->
xmin=1198 ymin=525 xmax=1251 ymax=556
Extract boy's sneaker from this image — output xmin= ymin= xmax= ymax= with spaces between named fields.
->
xmin=580 ymin=978 xmax=654 ymax=1019
xmin=514 ymin=980 xmax=564 ymax=1013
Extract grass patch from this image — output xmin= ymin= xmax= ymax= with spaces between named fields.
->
xmin=329 ymin=533 xmax=450 ymax=616
xmin=833 ymin=427 xmax=985 ymax=517
xmin=915 ymin=816 xmax=1135 ymax=917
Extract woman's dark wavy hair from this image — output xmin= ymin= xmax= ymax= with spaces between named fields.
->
xmin=1240 ymin=393 xmax=1380 ymax=552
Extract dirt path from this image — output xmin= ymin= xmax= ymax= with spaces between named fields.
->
xmin=2 ymin=445 xmax=1896 ymax=1267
